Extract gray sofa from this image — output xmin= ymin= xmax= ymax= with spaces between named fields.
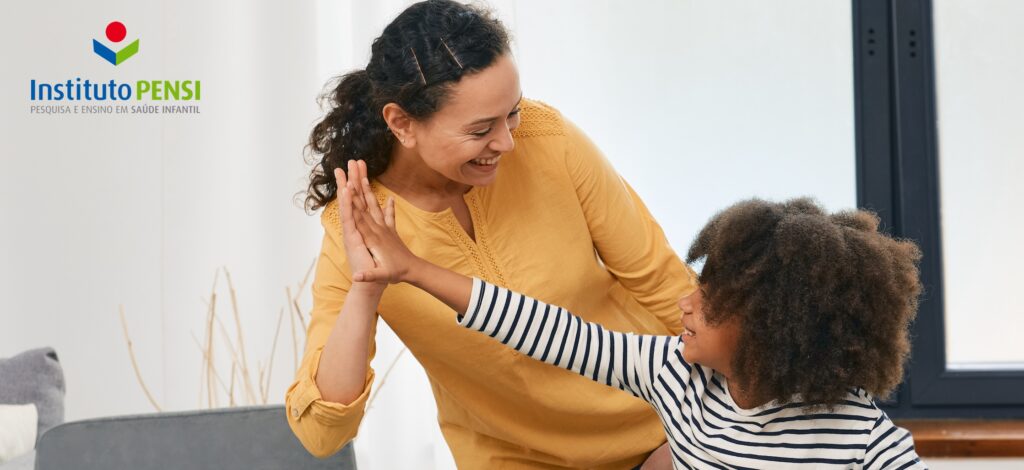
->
xmin=0 ymin=348 xmax=354 ymax=470
xmin=32 ymin=405 xmax=355 ymax=470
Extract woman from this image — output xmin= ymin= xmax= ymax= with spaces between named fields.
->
xmin=286 ymin=1 xmax=696 ymax=468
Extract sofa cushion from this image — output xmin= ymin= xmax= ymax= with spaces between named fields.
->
xmin=0 ymin=450 xmax=34 ymax=470
xmin=0 ymin=404 xmax=37 ymax=463
xmin=0 ymin=348 xmax=65 ymax=441
xmin=34 ymin=406 xmax=355 ymax=470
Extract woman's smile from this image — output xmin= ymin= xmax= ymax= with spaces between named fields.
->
xmin=466 ymin=155 xmax=502 ymax=173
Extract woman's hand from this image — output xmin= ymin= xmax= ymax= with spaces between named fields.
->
xmin=639 ymin=442 xmax=672 ymax=470
xmin=334 ymin=160 xmax=387 ymax=293
xmin=342 ymin=160 xmax=422 ymax=285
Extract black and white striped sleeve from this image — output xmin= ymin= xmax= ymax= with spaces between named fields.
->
xmin=458 ymin=278 xmax=682 ymax=402
xmin=863 ymin=412 xmax=927 ymax=469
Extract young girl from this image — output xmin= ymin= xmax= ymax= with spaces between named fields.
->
xmin=338 ymin=165 xmax=926 ymax=469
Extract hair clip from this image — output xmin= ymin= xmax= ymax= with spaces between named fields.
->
xmin=409 ymin=47 xmax=427 ymax=84
xmin=441 ymin=39 xmax=464 ymax=69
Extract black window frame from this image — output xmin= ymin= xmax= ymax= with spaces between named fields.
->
xmin=854 ymin=0 xmax=1024 ymax=419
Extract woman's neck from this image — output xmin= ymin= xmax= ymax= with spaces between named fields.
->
xmin=377 ymin=147 xmax=470 ymax=200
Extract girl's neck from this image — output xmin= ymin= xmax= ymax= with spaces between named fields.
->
xmin=722 ymin=372 xmax=766 ymax=410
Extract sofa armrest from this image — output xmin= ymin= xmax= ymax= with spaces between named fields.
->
xmin=34 ymin=405 xmax=355 ymax=470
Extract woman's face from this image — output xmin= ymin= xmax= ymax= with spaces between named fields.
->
xmin=409 ymin=53 xmax=522 ymax=187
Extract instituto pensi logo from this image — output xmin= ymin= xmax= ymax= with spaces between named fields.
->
xmin=28 ymin=19 xmax=202 ymax=115
xmin=92 ymin=21 xmax=139 ymax=66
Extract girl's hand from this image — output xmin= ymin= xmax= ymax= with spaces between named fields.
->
xmin=343 ymin=160 xmax=421 ymax=284
xmin=334 ymin=160 xmax=387 ymax=293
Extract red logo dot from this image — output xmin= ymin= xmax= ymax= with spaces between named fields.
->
xmin=105 ymin=21 xmax=127 ymax=43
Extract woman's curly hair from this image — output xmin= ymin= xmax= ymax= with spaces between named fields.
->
xmin=685 ymin=197 xmax=922 ymax=407
xmin=302 ymin=0 xmax=511 ymax=212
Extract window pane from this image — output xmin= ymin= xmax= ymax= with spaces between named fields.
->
xmin=935 ymin=0 xmax=1024 ymax=369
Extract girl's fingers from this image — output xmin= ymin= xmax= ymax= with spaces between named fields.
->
xmin=353 ymin=267 xmax=389 ymax=283
xmin=361 ymin=177 xmax=386 ymax=225
xmin=349 ymin=179 xmax=366 ymax=213
xmin=349 ymin=201 xmax=369 ymax=235
xmin=351 ymin=201 xmax=382 ymax=242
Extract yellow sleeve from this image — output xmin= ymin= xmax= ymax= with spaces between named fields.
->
xmin=285 ymin=200 xmax=378 ymax=458
xmin=562 ymin=118 xmax=699 ymax=332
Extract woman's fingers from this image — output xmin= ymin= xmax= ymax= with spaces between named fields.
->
xmin=384 ymin=197 xmax=396 ymax=232
xmin=334 ymin=167 xmax=348 ymax=189
xmin=353 ymin=159 xmax=366 ymax=200
xmin=334 ymin=168 xmax=348 ymax=230
xmin=348 ymin=161 xmax=367 ymax=212
xmin=346 ymin=159 xmax=356 ymax=183
xmin=339 ymin=187 xmax=366 ymax=246
xmin=358 ymin=160 xmax=369 ymax=185
xmin=345 ymin=159 xmax=385 ymax=226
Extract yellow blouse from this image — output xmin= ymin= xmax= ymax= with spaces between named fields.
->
xmin=286 ymin=99 xmax=698 ymax=469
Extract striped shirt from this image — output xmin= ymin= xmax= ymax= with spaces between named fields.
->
xmin=460 ymin=279 xmax=926 ymax=470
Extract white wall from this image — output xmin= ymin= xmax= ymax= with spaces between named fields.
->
xmin=1 ymin=0 xmax=325 ymax=419
xmin=505 ymin=0 xmax=858 ymax=251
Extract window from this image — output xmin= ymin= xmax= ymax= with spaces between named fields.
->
xmin=854 ymin=0 xmax=1024 ymax=418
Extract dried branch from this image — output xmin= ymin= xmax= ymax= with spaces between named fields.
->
xmin=229 ymin=363 xmax=237 ymax=407
xmin=365 ymin=347 xmax=407 ymax=413
xmin=262 ymin=307 xmax=285 ymax=405
xmin=205 ymin=290 xmax=217 ymax=408
xmin=288 ymin=289 xmax=298 ymax=375
xmin=118 ymin=305 xmax=163 ymax=412
xmin=190 ymin=333 xmax=233 ymax=399
xmin=286 ymin=286 xmax=308 ymax=335
xmin=122 ymin=261 xmax=322 ymax=412
xmin=223 ymin=268 xmax=258 ymax=405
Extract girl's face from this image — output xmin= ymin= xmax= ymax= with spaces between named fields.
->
xmin=677 ymin=286 xmax=742 ymax=375
xmin=408 ymin=53 xmax=522 ymax=187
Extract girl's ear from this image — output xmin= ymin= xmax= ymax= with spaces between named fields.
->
xmin=382 ymin=103 xmax=416 ymax=148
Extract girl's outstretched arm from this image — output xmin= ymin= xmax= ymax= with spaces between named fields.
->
xmin=342 ymin=163 xmax=679 ymax=401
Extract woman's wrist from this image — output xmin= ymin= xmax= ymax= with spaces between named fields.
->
xmin=349 ymin=281 xmax=386 ymax=299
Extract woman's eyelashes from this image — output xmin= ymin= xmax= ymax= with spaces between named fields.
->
xmin=469 ymin=109 xmax=522 ymax=138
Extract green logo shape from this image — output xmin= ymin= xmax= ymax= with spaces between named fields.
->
xmin=93 ymin=38 xmax=139 ymax=66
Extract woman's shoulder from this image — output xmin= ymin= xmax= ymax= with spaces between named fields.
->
xmin=513 ymin=98 xmax=567 ymax=139
xmin=319 ymin=199 xmax=352 ymax=252
xmin=319 ymin=185 xmax=391 ymax=229
xmin=320 ymin=199 xmax=339 ymax=229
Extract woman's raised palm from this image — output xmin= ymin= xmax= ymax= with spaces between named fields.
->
xmin=334 ymin=160 xmax=387 ymax=289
